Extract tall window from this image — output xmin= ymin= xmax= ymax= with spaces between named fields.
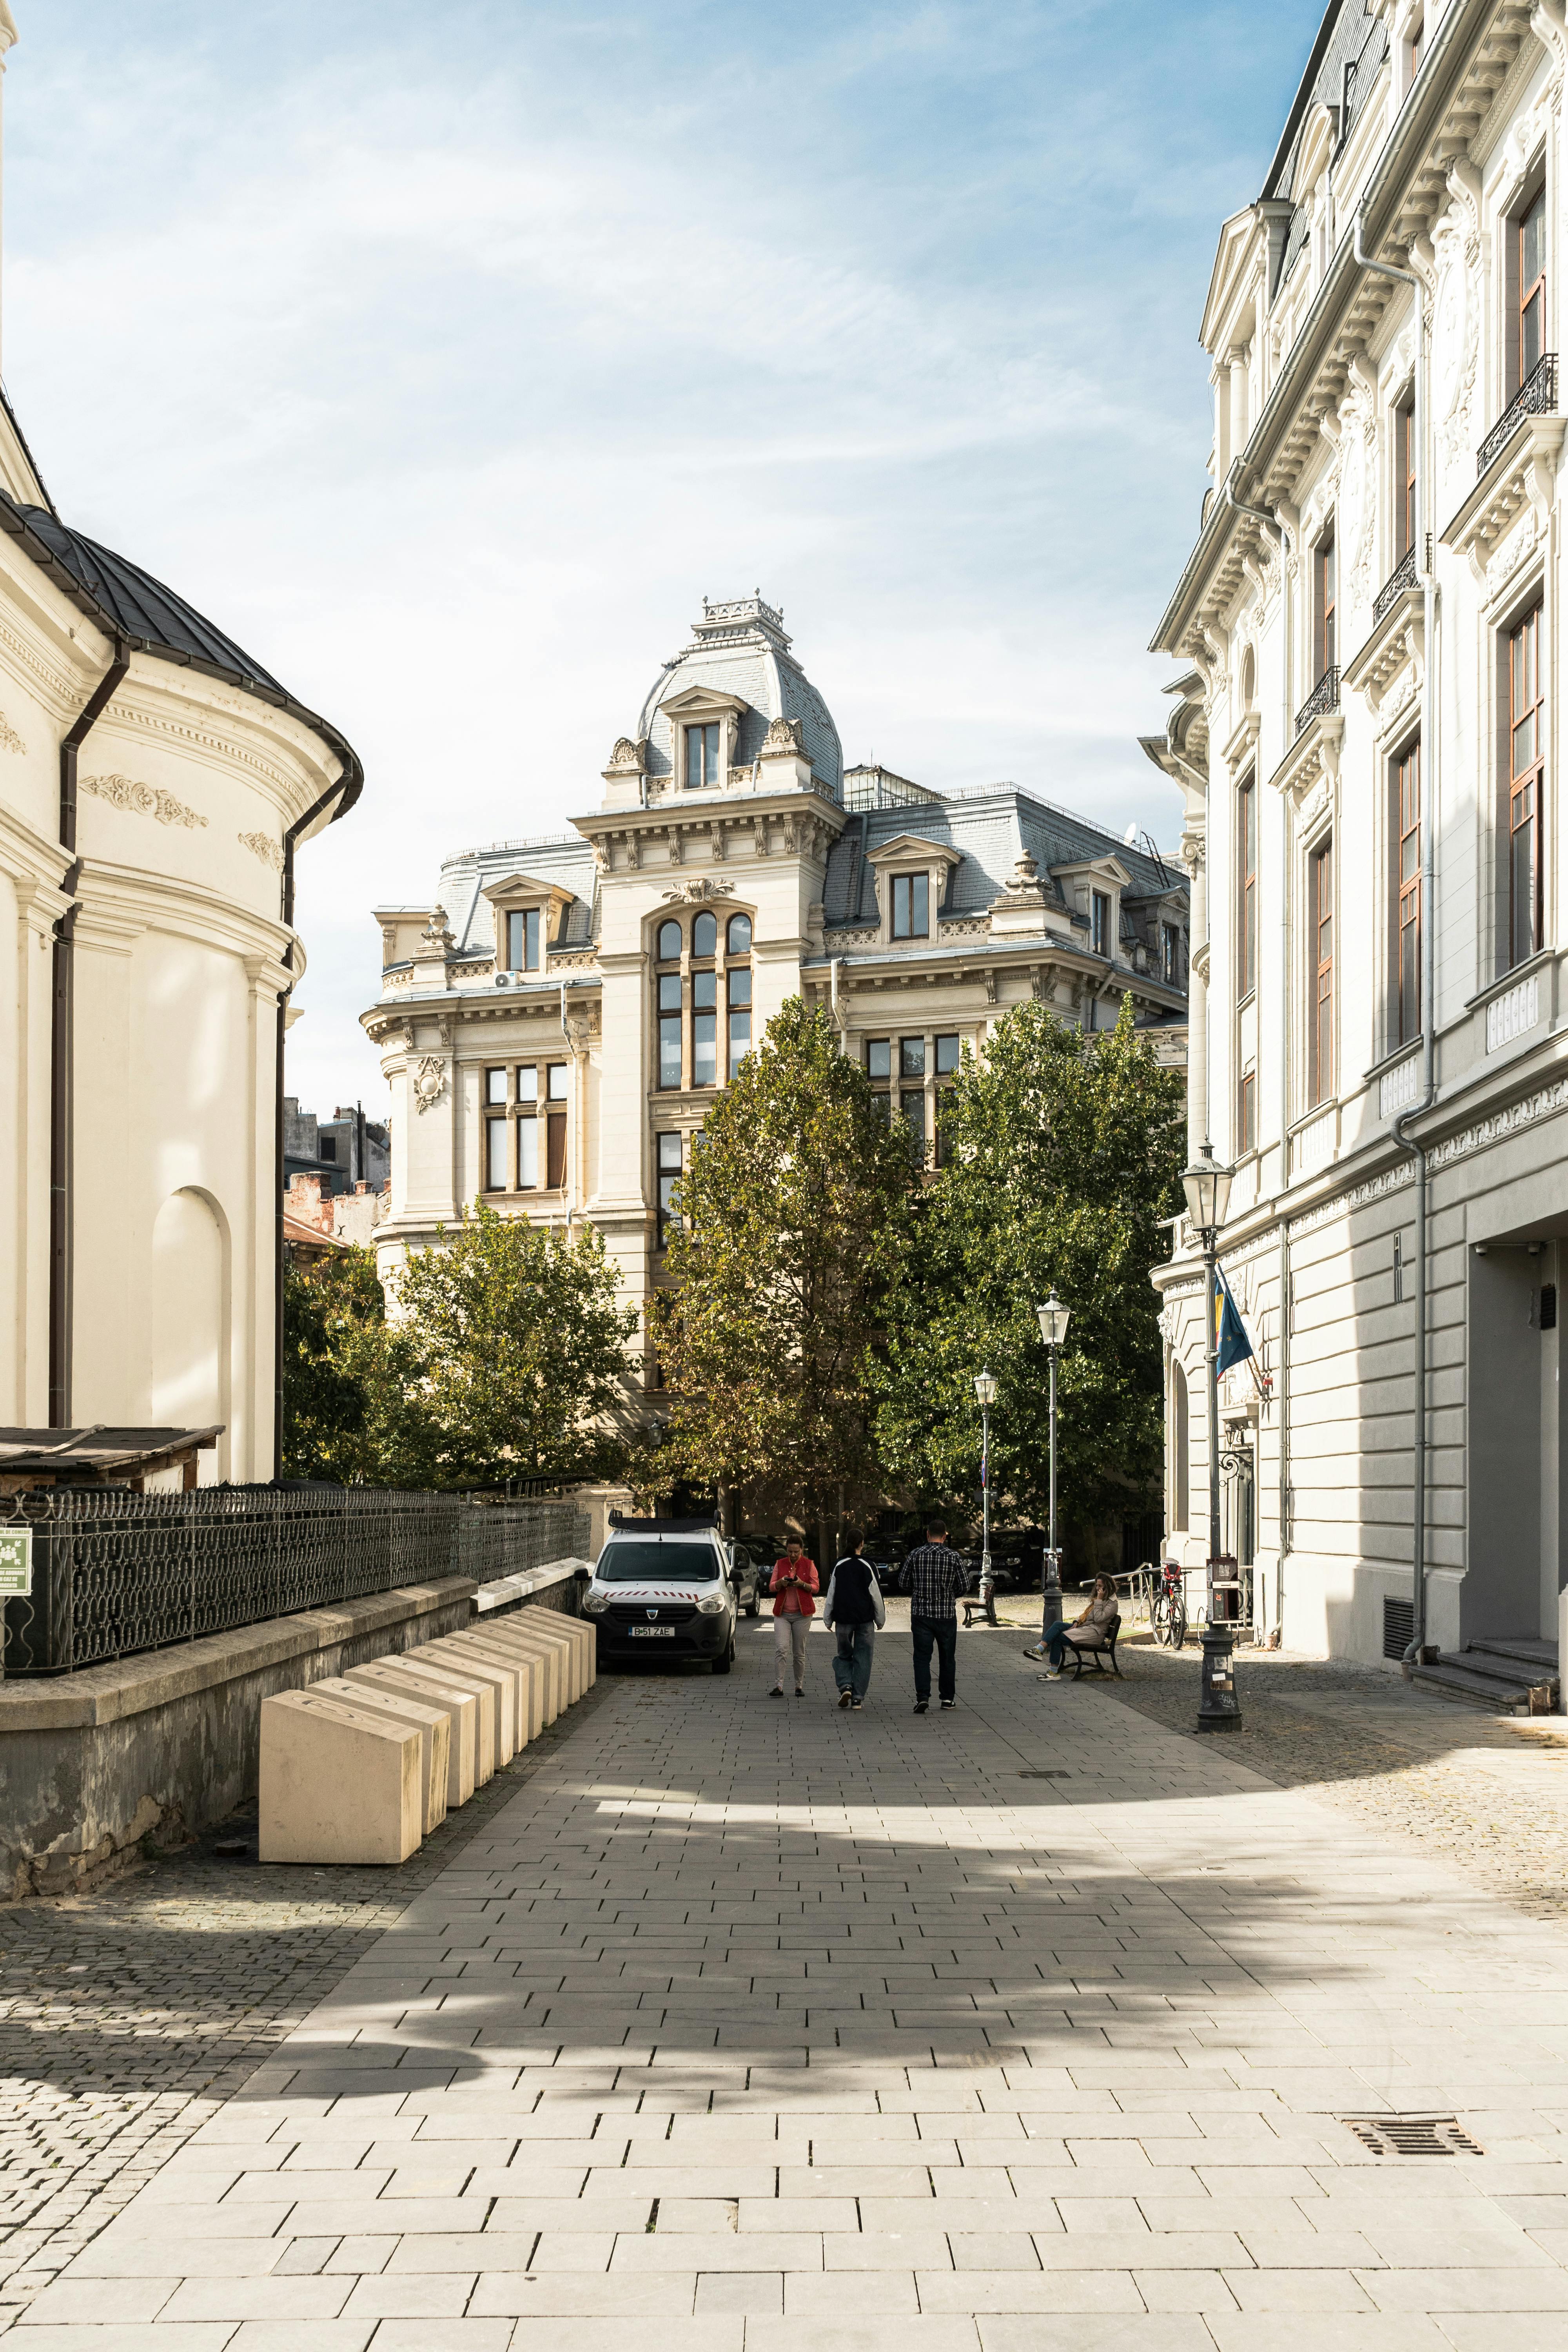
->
xmin=1162 ymin=922 xmax=1182 ymax=986
xmin=1238 ymin=1071 xmax=1255 ymax=1156
xmin=657 ymin=974 xmax=682 ymax=1088
xmin=483 ymin=1061 xmax=564 ymax=1191
xmin=1521 ymin=188 xmax=1547 ymax=387
xmin=1238 ymin=778 xmax=1257 ymax=999
xmin=516 ymin=1064 xmax=539 ymax=1189
xmin=866 ymin=1037 xmax=891 ymax=1121
xmin=1396 ymin=739 xmax=1422 ymax=1044
xmin=505 ymin=907 xmax=541 ymax=971
xmin=891 ymin=872 xmax=929 ymax=938
xmin=934 ymin=1033 xmax=961 ymax=1167
xmin=1509 ymin=604 xmax=1545 ymax=967
xmin=1309 ymin=836 xmax=1334 ymax=1105
xmin=1091 ymin=889 xmax=1111 ymax=956
xmin=685 ymin=722 xmax=720 ymax=789
xmin=727 ymin=965 xmax=752 ymax=1076
xmin=692 ymin=971 xmax=717 ymax=1085
xmin=656 ymin=1134 xmax=682 ymax=1247
xmin=1409 ymin=16 xmax=1423 ymax=73
xmin=1314 ymin=530 xmax=1337 ymax=680
xmin=1396 ymin=402 xmax=1417 ymax=563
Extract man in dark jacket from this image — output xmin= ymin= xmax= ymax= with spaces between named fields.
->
xmin=823 ymin=1528 xmax=886 ymax=1709
xmin=901 ymin=1519 xmax=968 ymax=1712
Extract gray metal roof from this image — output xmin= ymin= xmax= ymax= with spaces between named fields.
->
xmin=1267 ymin=4 xmax=1389 ymax=299
xmin=636 ymin=595 xmax=843 ymax=798
xmin=439 ymin=833 xmax=601 ymax=954
xmin=823 ymin=788 xmax=1183 ymax=927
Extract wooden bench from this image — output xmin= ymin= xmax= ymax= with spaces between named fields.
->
xmin=1065 ymin=1614 xmax=1123 ymax=1678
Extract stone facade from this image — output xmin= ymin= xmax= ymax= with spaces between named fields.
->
xmin=365 ymin=594 xmax=1189 ymax=1399
xmin=1147 ymin=0 xmax=1568 ymax=1666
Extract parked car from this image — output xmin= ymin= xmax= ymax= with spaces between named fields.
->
xmin=580 ymin=1517 xmax=738 ymax=1671
xmin=727 ymin=1543 xmax=764 ymax=1617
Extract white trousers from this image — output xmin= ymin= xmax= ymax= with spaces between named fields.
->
xmin=773 ymin=1614 xmax=810 ymax=1687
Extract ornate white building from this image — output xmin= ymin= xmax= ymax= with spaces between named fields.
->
xmin=1148 ymin=0 xmax=1568 ymax=1691
xmin=365 ymin=593 xmax=1189 ymax=1397
xmin=0 ymin=5 xmax=360 ymax=1479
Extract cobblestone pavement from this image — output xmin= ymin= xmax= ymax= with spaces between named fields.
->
xmin=984 ymin=1605 xmax=1568 ymax=1924
xmin=0 ymin=1680 xmax=612 ymax=2330
xmin=10 ymin=1610 xmax=1568 ymax=2352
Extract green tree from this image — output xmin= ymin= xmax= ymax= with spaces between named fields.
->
xmin=390 ymin=1201 xmax=638 ymax=1486
xmin=875 ymin=995 xmax=1184 ymax=1537
xmin=281 ymin=1245 xmax=422 ymax=1483
xmin=653 ymin=997 xmax=915 ymax=1530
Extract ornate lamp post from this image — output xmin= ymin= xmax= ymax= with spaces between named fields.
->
xmin=1181 ymin=1144 xmax=1241 ymax=1730
xmin=974 ymin=1369 xmax=998 ymax=1624
xmin=1035 ymin=1291 xmax=1070 ymax=1642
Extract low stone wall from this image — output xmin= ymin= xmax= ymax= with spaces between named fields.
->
xmin=0 ymin=1577 xmax=477 ymax=1900
xmin=474 ymin=1557 xmax=591 ymax=1619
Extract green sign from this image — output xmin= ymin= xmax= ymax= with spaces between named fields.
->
xmin=0 ymin=1527 xmax=31 ymax=1597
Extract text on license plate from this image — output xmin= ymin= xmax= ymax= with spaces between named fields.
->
xmin=628 ymin=1626 xmax=676 ymax=1637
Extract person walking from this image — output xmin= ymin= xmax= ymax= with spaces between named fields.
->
xmin=769 ymin=1534 xmax=818 ymax=1697
xmin=823 ymin=1528 xmax=885 ymax=1710
xmin=901 ymin=1518 xmax=968 ymax=1713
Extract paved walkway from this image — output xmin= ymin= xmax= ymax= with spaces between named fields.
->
xmin=13 ymin=1615 xmax=1568 ymax=2352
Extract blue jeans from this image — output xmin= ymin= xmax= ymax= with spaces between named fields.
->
xmin=1043 ymin=1619 xmax=1072 ymax=1668
xmin=912 ymin=1615 xmax=957 ymax=1703
xmin=833 ymin=1622 xmax=875 ymax=1698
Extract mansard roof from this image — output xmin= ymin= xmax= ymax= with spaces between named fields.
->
xmin=822 ymin=787 xmax=1182 ymax=927
xmin=440 ymin=831 xmax=600 ymax=956
xmin=1262 ymin=4 xmax=1388 ymax=299
xmin=0 ymin=491 xmax=363 ymax=810
xmin=635 ymin=594 xmax=843 ymax=799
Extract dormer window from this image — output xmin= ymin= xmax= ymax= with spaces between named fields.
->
xmin=1091 ymin=891 xmax=1111 ymax=957
xmin=891 ymin=873 xmax=929 ymax=939
xmin=685 ymin=722 xmax=721 ymax=789
xmin=505 ymin=908 xmax=542 ymax=972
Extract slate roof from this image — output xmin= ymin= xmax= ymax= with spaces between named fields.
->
xmin=0 ymin=490 xmax=363 ymax=810
xmin=439 ymin=833 xmax=601 ymax=956
xmin=636 ymin=595 xmax=843 ymax=798
xmin=823 ymin=788 xmax=1183 ymax=928
xmin=1266 ymin=3 xmax=1389 ymax=299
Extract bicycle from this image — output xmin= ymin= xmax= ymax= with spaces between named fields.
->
xmin=1148 ymin=1559 xmax=1187 ymax=1650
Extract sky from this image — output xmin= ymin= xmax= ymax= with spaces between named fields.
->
xmin=5 ymin=0 xmax=1322 ymax=1117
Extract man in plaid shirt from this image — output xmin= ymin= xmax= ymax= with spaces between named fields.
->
xmin=901 ymin=1519 xmax=967 ymax=1713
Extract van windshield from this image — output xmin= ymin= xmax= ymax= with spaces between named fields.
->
xmin=599 ymin=1542 xmax=719 ymax=1583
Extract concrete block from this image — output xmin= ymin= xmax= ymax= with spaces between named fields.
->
xmin=357 ymin=1654 xmax=494 ymax=1786
xmin=311 ymin=1677 xmax=450 ymax=1834
xmin=518 ymin=1609 xmax=593 ymax=1697
xmin=258 ymin=1691 xmax=421 ymax=1865
xmin=418 ymin=1641 xmax=514 ymax=1764
xmin=345 ymin=1661 xmax=477 ymax=1806
xmin=483 ymin=1619 xmax=571 ymax=1720
xmin=433 ymin=1634 xmax=529 ymax=1754
xmin=455 ymin=1632 xmax=543 ymax=1744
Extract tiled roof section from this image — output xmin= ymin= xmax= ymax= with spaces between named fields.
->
xmin=439 ymin=833 xmax=601 ymax=955
xmin=822 ymin=789 xmax=1184 ymax=927
xmin=0 ymin=491 xmax=362 ymax=809
xmin=635 ymin=595 xmax=844 ymax=798
xmin=1266 ymin=3 xmax=1389 ymax=297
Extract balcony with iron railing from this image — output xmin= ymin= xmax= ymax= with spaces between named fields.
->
xmin=1295 ymin=665 xmax=1340 ymax=737
xmin=1477 ymin=352 xmax=1558 ymax=476
xmin=1372 ymin=545 xmax=1419 ymax=626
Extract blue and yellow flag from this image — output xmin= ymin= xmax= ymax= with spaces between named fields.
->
xmin=1212 ymin=1268 xmax=1254 ymax=1376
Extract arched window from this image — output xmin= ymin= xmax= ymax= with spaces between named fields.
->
xmin=656 ymin=919 xmax=681 ymax=962
xmin=727 ymin=913 xmax=752 ymax=955
xmin=693 ymin=911 xmax=717 ymax=960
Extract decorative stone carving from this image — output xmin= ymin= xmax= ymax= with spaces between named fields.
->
xmin=753 ymin=817 xmax=771 ymax=858
xmin=1487 ymin=505 xmax=1541 ymax=597
xmin=1433 ymin=187 xmax=1479 ymax=477
xmin=759 ymin=715 xmax=804 ymax=756
xmin=239 ymin=831 xmax=284 ymax=871
xmin=604 ymin=736 xmax=646 ymax=773
xmin=412 ymin=1055 xmax=447 ymax=1112
xmin=419 ymin=904 xmax=455 ymax=951
xmin=0 ymin=708 xmax=25 ymax=754
xmin=81 ymin=773 xmax=208 ymax=830
xmin=662 ymin=876 xmax=735 ymax=903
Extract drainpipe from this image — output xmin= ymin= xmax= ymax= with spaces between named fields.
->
xmin=48 ymin=641 xmax=129 ymax=1427
xmin=274 ymin=773 xmax=354 ymax=1481
xmin=1356 ymin=208 xmax=1436 ymax=1667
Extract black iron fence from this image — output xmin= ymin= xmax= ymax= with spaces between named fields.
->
xmin=0 ymin=1487 xmax=591 ymax=1677
xmin=1477 ymin=351 xmax=1557 ymax=476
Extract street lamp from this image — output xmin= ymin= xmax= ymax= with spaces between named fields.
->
xmin=1035 ymin=1292 xmax=1070 ymax=1644
xmin=974 ymin=1369 xmax=998 ymax=1626
xmin=1181 ymin=1143 xmax=1241 ymax=1731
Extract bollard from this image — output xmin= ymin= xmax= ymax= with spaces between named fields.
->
xmin=1196 ymin=1623 xmax=1241 ymax=1731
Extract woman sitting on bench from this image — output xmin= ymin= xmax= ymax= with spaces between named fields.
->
xmin=1041 ymin=1575 xmax=1119 ymax=1681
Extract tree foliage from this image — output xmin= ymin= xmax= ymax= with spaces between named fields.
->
xmin=652 ymin=997 xmax=915 ymax=1524
xmin=874 ymin=996 xmax=1185 ymax=1531
xmin=389 ymin=1201 xmax=638 ymax=1486
xmin=282 ymin=1245 xmax=422 ymax=1483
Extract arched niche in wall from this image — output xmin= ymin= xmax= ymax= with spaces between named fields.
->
xmin=150 ymin=1187 xmax=230 ymax=1475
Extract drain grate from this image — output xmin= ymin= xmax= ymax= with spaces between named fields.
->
xmin=1342 ymin=2115 xmax=1484 ymax=2158
xmin=1018 ymin=1769 xmax=1071 ymax=1779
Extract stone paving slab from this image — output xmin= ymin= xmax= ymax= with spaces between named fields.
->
xmin=8 ymin=1615 xmax=1568 ymax=2348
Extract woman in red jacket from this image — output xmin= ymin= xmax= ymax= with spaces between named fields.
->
xmin=769 ymin=1534 xmax=818 ymax=1697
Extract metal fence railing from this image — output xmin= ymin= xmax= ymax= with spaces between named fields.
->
xmin=0 ymin=1487 xmax=591 ymax=1677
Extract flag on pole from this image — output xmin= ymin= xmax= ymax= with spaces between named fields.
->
xmin=1212 ymin=1267 xmax=1254 ymax=1376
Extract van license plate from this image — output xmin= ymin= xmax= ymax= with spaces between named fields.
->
xmin=628 ymin=1626 xmax=675 ymax=1637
